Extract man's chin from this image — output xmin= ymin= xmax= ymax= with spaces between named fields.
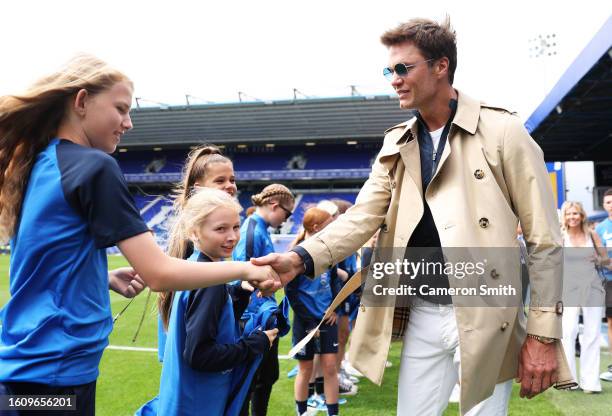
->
xmin=398 ymin=100 xmax=415 ymax=110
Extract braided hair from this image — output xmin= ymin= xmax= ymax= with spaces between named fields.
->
xmin=251 ymin=183 xmax=294 ymax=208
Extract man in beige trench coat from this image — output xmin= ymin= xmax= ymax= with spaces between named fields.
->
xmin=254 ymin=17 xmax=575 ymax=415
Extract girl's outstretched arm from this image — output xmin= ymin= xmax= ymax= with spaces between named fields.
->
xmin=118 ymin=232 xmax=278 ymax=292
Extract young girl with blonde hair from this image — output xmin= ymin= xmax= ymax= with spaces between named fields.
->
xmin=143 ymin=188 xmax=277 ymax=415
xmin=0 ymin=55 xmax=275 ymax=414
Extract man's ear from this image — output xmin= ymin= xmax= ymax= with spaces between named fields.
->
xmin=435 ymin=57 xmax=449 ymax=80
xmin=73 ymin=88 xmax=89 ymax=116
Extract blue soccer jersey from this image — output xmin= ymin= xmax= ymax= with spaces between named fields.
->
xmin=595 ymin=218 xmax=612 ymax=280
xmin=0 ymin=138 xmax=148 ymax=385
xmin=285 ymin=267 xmax=341 ymax=321
xmin=233 ymin=213 xmax=276 ymax=320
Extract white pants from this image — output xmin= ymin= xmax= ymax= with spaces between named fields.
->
xmin=397 ymin=299 xmax=512 ymax=416
xmin=561 ymin=306 xmax=604 ymax=392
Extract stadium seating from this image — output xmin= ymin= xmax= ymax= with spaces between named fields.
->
xmin=116 ymin=144 xmax=366 ymax=251
xmin=114 ymin=145 xmax=377 ymax=178
xmin=122 ymin=191 xmax=358 ymax=252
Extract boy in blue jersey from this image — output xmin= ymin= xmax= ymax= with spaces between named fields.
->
xmin=286 ymin=208 xmax=341 ymax=416
xmin=595 ymin=188 xmax=612 ymax=380
xmin=233 ymin=184 xmax=295 ymax=416
xmin=140 ymin=189 xmax=277 ymax=416
xmin=0 ymin=55 xmax=277 ymax=415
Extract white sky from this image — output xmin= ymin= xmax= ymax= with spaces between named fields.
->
xmin=1 ymin=0 xmax=609 ymax=120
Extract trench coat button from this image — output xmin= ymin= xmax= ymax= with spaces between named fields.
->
xmin=479 ymin=218 xmax=490 ymax=228
xmin=474 ymin=169 xmax=485 ymax=179
xmin=360 ymin=303 xmax=366 ymax=312
xmin=390 ymin=180 xmax=397 ymax=189
xmin=501 ymin=321 xmax=509 ymax=331
xmin=381 ymin=223 xmax=389 ymax=233
xmin=490 ymin=269 xmax=500 ymax=279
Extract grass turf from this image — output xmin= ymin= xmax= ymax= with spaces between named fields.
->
xmin=1 ymin=254 xmax=611 ymax=415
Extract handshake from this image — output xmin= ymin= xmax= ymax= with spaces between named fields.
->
xmin=243 ymin=251 xmax=306 ymax=296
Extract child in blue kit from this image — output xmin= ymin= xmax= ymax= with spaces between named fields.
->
xmin=233 ymin=183 xmax=295 ymax=416
xmin=139 ymin=188 xmax=278 ymax=416
xmin=286 ymin=207 xmax=341 ymax=416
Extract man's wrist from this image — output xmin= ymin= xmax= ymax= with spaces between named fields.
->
xmin=290 ymin=246 xmax=314 ymax=276
xmin=288 ymin=251 xmax=306 ymax=274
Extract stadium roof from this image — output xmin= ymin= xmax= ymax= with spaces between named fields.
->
xmin=120 ymin=95 xmax=412 ymax=148
xmin=526 ymin=15 xmax=612 ymax=162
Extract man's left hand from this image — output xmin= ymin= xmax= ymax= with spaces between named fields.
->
xmin=517 ymin=336 xmax=558 ymax=398
xmin=109 ymin=267 xmax=146 ymax=298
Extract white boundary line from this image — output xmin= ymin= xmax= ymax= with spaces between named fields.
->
xmin=106 ymin=345 xmax=158 ymax=353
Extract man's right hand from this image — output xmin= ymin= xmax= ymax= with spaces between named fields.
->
xmin=250 ymin=252 xmax=305 ymax=287
xmin=242 ymin=263 xmax=280 ymax=293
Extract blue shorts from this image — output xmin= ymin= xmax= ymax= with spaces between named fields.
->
xmin=292 ymin=315 xmax=338 ymax=361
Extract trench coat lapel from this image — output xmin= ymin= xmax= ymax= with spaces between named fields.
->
xmin=382 ymin=118 xmax=423 ymax=200
xmin=429 ymin=91 xmax=480 ymax=187
xmin=398 ymin=126 xmax=423 ymax=200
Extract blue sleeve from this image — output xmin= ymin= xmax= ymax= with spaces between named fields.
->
xmin=595 ymin=222 xmax=609 ymax=246
xmin=183 ymin=286 xmax=269 ymax=372
xmin=253 ymin=226 xmax=274 ymax=257
xmin=58 ymin=143 xmax=149 ymax=248
xmin=234 ymin=218 xmax=257 ymax=261
xmin=285 ymin=276 xmax=317 ymax=321
xmin=228 ymin=284 xmax=253 ymax=319
xmin=330 ymin=266 xmax=342 ymax=299
xmin=330 ymin=266 xmax=343 ymax=314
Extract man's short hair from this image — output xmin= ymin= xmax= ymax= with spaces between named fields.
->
xmin=381 ymin=16 xmax=457 ymax=84
xmin=604 ymin=188 xmax=612 ymax=198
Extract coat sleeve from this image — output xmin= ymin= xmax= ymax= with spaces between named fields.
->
xmin=299 ymin=144 xmax=393 ymax=277
xmin=501 ymin=113 xmax=563 ymax=339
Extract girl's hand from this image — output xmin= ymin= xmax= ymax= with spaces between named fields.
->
xmin=250 ymin=252 xmax=304 ymax=287
xmin=263 ymin=328 xmax=279 ymax=347
xmin=324 ymin=312 xmax=338 ymax=326
xmin=109 ymin=267 xmax=146 ymax=298
xmin=243 ymin=263 xmax=281 ymax=293
xmin=241 ymin=281 xmax=255 ymax=292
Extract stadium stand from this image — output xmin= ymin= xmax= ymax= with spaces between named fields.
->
xmin=110 ymin=95 xmax=411 ymax=252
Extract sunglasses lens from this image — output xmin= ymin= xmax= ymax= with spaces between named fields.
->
xmin=394 ymin=63 xmax=408 ymax=76
xmin=382 ymin=67 xmax=392 ymax=80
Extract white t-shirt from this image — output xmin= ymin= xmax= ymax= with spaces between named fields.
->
xmin=429 ymin=126 xmax=444 ymax=157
